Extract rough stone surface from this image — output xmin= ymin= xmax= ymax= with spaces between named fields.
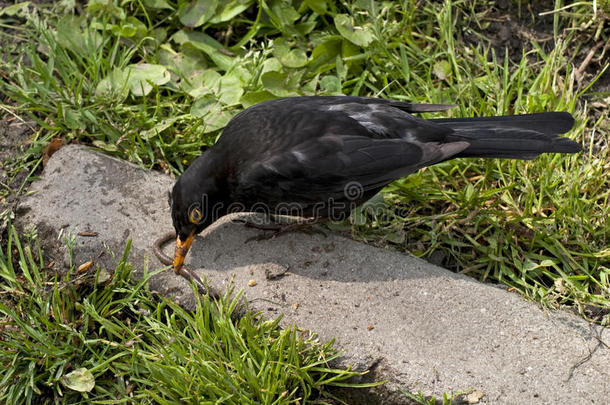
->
xmin=17 ymin=145 xmax=610 ymax=404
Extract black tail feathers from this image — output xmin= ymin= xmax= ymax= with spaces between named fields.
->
xmin=430 ymin=112 xmax=581 ymax=160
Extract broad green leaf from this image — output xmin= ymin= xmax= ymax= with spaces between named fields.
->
xmin=319 ymin=75 xmax=341 ymax=95
xmin=280 ymin=49 xmax=308 ymax=68
xmin=0 ymin=2 xmax=31 ymax=16
xmin=191 ymin=96 xmax=232 ymax=132
xmin=172 ymin=30 xmax=234 ymax=71
xmin=309 ymin=37 xmax=341 ymax=74
xmin=110 ymin=16 xmax=147 ymax=38
xmin=125 ymin=64 xmax=171 ymax=96
xmin=354 ymin=0 xmax=375 ymax=12
xmin=179 ymin=0 xmax=219 ymax=27
xmin=261 ymin=71 xmax=300 ymax=97
xmin=95 ymin=68 xmax=129 ymax=99
xmin=159 ymin=44 xmax=208 ymax=86
xmin=342 ymin=39 xmax=361 ymax=59
xmin=142 ymin=0 xmax=173 ymax=9
xmin=210 ymin=0 xmax=254 ymax=23
xmin=302 ymin=74 xmax=319 ymax=95
xmin=87 ymin=0 xmax=125 ymax=19
xmin=97 ymin=64 xmax=170 ymax=98
xmin=240 ymin=91 xmax=276 ymax=108
xmin=274 ymin=39 xmax=309 ymax=68
xmin=304 ymin=0 xmax=326 ymax=15
xmin=433 ymin=60 xmax=452 ymax=81
xmin=56 ymin=15 xmax=103 ymax=56
xmin=218 ymin=73 xmax=244 ymax=105
xmin=153 ymin=27 xmax=168 ymax=43
xmin=334 ymin=14 xmax=373 ymax=47
xmin=141 ymin=117 xmax=180 ymax=139
xmin=296 ymin=20 xmax=317 ymax=36
xmin=61 ymin=368 xmax=95 ymax=392
xmin=230 ymin=66 xmax=252 ymax=84
xmin=523 ymin=259 xmax=556 ymax=271
xmin=92 ymin=140 xmax=119 ymax=152
xmin=269 ymin=0 xmax=300 ymax=26
xmin=184 ymin=69 xmax=221 ymax=98
xmin=260 ymin=57 xmax=283 ymax=76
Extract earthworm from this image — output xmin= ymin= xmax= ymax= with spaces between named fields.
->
xmin=153 ymin=231 xmax=217 ymax=297
xmin=153 ymin=231 xmax=176 ymax=266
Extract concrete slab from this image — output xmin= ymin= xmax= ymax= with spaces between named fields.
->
xmin=17 ymin=145 xmax=610 ymax=404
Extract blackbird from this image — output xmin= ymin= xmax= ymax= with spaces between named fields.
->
xmin=169 ymin=96 xmax=580 ymax=278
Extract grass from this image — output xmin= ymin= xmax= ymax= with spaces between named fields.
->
xmin=0 ymin=0 xmax=608 ymax=402
xmin=0 ymin=226 xmax=367 ymax=403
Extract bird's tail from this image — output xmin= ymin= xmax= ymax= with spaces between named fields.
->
xmin=430 ymin=112 xmax=581 ymax=160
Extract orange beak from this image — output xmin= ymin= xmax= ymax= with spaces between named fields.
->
xmin=173 ymin=231 xmax=195 ymax=273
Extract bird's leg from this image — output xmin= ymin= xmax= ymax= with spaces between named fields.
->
xmin=232 ymin=216 xmax=328 ymax=242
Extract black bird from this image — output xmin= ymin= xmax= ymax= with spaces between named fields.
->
xmin=169 ymin=96 xmax=580 ymax=277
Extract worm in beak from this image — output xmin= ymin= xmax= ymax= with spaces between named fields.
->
xmin=173 ymin=231 xmax=195 ymax=273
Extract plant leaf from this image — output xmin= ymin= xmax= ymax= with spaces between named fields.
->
xmin=190 ymin=96 xmax=232 ymax=132
xmin=261 ymin=71 xmax=300 ymax=97
xmin=210 ymin=0 xmax=254 ymax=23
xmin=61 ymin=368 xmax=95 ymax=392
xmin=319 ymin=75 xmax=341 ymax=95
xmin=433 ymin=60 xmax=452 ymax=81
xmin=240 ymin=90 xmax=276 ymax=108
xmin=184 ymin=69 xmax=222 ymax=98
xmin=172 ymin=30 xmax=234 ymax=71
xmin=0 ymin=2 xmax=31 ymax=17
xmin=309 ymin=37 xmax=341 ymax=74
xmin=179 ymin=0 xmax=219 ymax=27
xmin=56 ymin=15 xmax=103 ymax=56
xmin=304 ymin=0 xmax=326 ymax=15
xmin=334 ymin=14 xmax=373 ymax=47
xmin=95 ymin=68 xmax=129 ymax=100
xmin=280 ymin=48 xmax=309 ymax=68
xmin=218 ymin=72 xmax=244 ymax=105
xmin=142 ymin=0 xmax=173 ymax=9
xmin=125 ymin=64 xmax=171 ymax=96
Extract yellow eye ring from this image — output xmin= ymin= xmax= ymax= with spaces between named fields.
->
xmin=189 ymin=208 xmax=203 ymax=224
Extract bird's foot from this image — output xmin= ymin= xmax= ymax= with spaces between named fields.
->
xmin=232 ymin=217 xmax=327 ymax=243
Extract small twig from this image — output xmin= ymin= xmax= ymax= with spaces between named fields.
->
xmin=0 ymin=104 xmax=37 ymax=133
xmin=77 ymin=231 xmax=98 ymax=237
xmin=575 ymin=41 xmax=604 ymax=80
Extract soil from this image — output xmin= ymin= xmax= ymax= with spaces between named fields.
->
xmin=464 ymin=0 xmax=609 ymax=94
xmin=0 ymin=116 xmax=37 ymax=234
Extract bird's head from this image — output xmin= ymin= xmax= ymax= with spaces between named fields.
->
xmin=169 ymin=153 xmax=224 ymax=272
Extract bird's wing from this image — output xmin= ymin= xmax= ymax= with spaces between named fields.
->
xmin=233 ymin=97 xmax=469 ymax=202
xmin=239 ymin=134 xmax=469 ymax=202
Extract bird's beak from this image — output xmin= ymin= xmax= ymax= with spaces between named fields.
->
xmin=173 ymin=231 xmax=195 ymax=273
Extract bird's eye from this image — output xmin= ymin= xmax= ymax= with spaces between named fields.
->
xmin=189 ymin=207 xmax=203 ymax=224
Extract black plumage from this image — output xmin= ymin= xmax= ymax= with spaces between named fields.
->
xmin=169 ymin=96 xmax=580 ymax=271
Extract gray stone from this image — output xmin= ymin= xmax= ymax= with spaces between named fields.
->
xmin=17 ymin=145 xmax=610 ymax=404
